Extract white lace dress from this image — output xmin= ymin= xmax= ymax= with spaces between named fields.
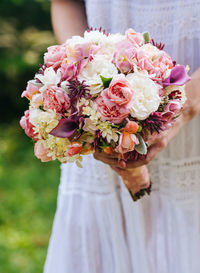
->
xmin=44 ymin=1 xmax=200 ymax=272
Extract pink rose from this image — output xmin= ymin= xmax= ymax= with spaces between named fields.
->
xmin=44 ymin=44 xmax=67 ymax=69
xmin=21 ymin=82 xmax=40 ymax=100
xmin=34 ymin=141 xmax=52 ymax=162
xmin=125 ymin=28 xmax=144 ymax=47
xmin=113 ymin=40 xmax=136 ymax=73
xmin=102 ymin=75 xmax=134 ymax=107
xmin=115 ymin=132 xmax=139 ymax=154
xmin=43 ymin=86 xmax=70 ymax=113
xmin=95 ymin=95 xmax=129 ymax=124
xmin=20 ymin=110 xmax=38 ymax=140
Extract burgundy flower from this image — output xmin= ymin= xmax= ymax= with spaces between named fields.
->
xmin=50 ymin=118 xmax=78 ymax=138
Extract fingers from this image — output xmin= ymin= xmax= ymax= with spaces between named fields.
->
xmin=93 ymin=151 xmax=118 ymax=166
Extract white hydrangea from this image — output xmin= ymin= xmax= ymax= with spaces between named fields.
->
xmin=81 ymin=100 xmax=101 ymax=121
xmin=29 ymin=108 xmax=60 ymax=139
xmin=36 ymin=67 xmax=61 ymax=92
xmin=97 ymin=122 xmax=119 ymax=143
xmin=43 ymin=135 xmax=71 ymax=163
xmin=126 ymin=73 xmax=161 ymax=120
xmin=78 ymin=54 xmax=118 ymax=95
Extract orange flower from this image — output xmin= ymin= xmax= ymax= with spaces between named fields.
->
xmin=124 ymin=120 xmax=139 ymax=134
xmin=115 ymin=132 xmax=139 ymax=154
xmin=67 ymin=142 xmax=82 ymax=157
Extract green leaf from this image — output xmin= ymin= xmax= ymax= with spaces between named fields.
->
xmin=143 ymin=32 xmax=150 ymax=43
xmin=100 ymin=75 xmax=112 ymax=88
xmin=135 ymin=135 xmax=148 ymax=155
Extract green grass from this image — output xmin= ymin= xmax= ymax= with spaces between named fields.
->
xmin=0 ymin=121 xmax=60 ymax=272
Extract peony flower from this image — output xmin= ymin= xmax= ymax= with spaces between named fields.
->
xmin=102 ymin=74 xmax=134 ymax=107
xmin=125 ymin=28 xmax=144 ymax=47
xmin=42 ymin=85 xmax=70 ymax=113
xmin=66 ymin=35 xmax=87 ymax=48
xmin=78 ymin=54 xmax=118 ymax=94
xmin=136 ymin=43 xmax=173 ymax=81
xmin=95 ymin=95 xmax=129 ymax=124
xmin=113 ymin=39 xmax=136 ymax=74
xmin=115 ymin=132 xmax=139 ymax=154
xmin=21 ymin=81 xmax=40 ymax=100
xmin=44 ymin=44 xmax=67 ymax=69
xmin=84 ymin=30 xmax=109 ymax=44
xmin=126 ymin=73 xmax=161 ymax=120
xmin=36 ymin=67 xmax=61 ymax=92
xmin=20 ymin=110 xmax=38 ymax=140
xmin=34 ymin=140 xmax=52 ymax=162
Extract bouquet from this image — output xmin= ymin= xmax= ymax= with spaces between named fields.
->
xmin=20 ymin=28 xmax=190 ymax=200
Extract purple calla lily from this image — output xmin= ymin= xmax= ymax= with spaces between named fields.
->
xmin=50 ymin=118 xmax=78 ymax=138
xmin=163 ymin=65 xmax=191 ymax=87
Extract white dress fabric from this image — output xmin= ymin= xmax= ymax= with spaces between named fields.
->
xmin=44 ymin=1 xmax=200 ymax=272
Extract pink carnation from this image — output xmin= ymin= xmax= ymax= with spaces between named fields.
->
xmin=43 ymin=86 xmax=70 ymax=113
xmin=102 ymin=75 xmax=134 ymax=107
xmin=21 ymin=82 xmax=40 ymax=100
xmin=44 ymin=44 xmax=67 ymax=69
xmin=34 ymin=141 xmax=52 ymax=162
xmin=136 ymin=44 xmax=173 ymax=81
xmin=95 ymin=95 xmax=129 ymax=124
xmin=20 ymin=110 xmax=38 ymax=140
xmin=60 ymin=62 xmax=82 ymax=81
xmin=125 ymin=28 xmax=144 ymax=47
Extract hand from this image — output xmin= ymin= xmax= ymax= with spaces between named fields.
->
xmin=111 ymin=165 xmax=150 ymax=195
xmin=94 ymin=66 xmax=200 ymax=169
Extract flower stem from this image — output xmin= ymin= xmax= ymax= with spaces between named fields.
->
xmin=129 ymin=180 xmax=152 ymax=202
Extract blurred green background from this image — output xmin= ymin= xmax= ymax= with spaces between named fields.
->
xmin=0 ymin=0 xmax=60 ymax=272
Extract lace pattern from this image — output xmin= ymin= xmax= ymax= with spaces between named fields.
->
xmin=85 ymin=0 xmax=200 ymax=43
xmin=149 ymin=157 xmax=200 ymax=202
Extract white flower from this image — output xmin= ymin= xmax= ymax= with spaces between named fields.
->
xmin=164 ymin=85 xmax=187 ymax=104
xmin=29 ymin=108 xmax=60 ymax=138
xmin=97 ymin=122 xmax=119 ymax=143
xmin=84 ymin=30 xmax=109 ymax=44
xmin=126 ymin=73 xmax=161 ymax=120
xmin=78 ymin=54 xmax=118 ymax=94
xmin=107 ymin=33 xmax=125 ymax=44
xmin=36 ymin=67 xmax=61 ymax=92
xmin=83 ymin=118 xmax=98 ymax=134
xmin=66 ymin=35 xmax=86 ymax=47
xmin=81 ymin=101 xmax=101 ymax=121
